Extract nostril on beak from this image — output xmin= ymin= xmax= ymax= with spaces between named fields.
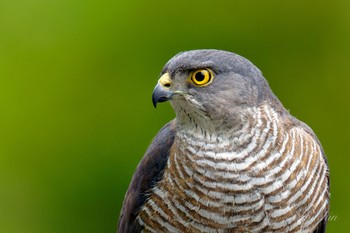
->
xmin=158 ymin=73 xmax=172 ymax=89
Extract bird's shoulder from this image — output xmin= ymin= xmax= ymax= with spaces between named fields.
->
xmin=282 ymin=113 xmax=327 ymax=158
xmin=118 ymin=119 xmax=177 ymax=233
xmin=278 ymin=111 xmax=329 ymax=172
xmin=281 ymin=113 xmax=330 ymax=233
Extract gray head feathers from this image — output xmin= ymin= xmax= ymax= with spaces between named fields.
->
xmin=156 ymin=49 xmax=286 ymax=131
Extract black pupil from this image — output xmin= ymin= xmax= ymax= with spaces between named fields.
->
xmin=195 ymin=71 xmax=205 ymax=82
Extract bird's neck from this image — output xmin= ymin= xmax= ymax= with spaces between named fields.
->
xmin=174 ymin=104 xmax=282 ymax=160
xmin=174 ymin=105 xmax=259 ymax=137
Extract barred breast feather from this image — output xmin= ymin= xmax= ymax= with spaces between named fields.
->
xmin=136 ymin=104 xmax=329 ymax=233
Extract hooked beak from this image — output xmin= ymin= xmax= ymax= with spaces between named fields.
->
xmin=152 ymin=73 xmax=174 ymax=108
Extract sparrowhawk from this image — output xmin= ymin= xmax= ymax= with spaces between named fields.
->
xmin=118 ymin=50 xmax=330 ymax=233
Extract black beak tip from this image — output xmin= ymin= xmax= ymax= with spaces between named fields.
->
xmin=152 ymin=95 xmax=170 ymax=108
xmin=152 ymin=94 xmax=158 ymax=108
xmin=152 ymin=84 xmax=173 ymax=108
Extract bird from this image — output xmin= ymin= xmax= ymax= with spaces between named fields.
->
xmin=118 ymin=49 xmax=330 ymax=233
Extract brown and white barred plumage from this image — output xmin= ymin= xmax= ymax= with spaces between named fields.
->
xmin=137 ymin=105 xmax=329 ymax=232
xmin=118 ymin=50 xmax=329 ymax=233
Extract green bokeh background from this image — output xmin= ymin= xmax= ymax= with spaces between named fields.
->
xmin=0 ymin=0 xmax=349 ymax=232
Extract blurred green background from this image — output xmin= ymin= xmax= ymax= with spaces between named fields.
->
xmin=0 ymin=0 xmax=348 ymax=232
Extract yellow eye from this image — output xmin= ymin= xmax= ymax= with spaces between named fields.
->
xmin=190 ymin=69 xmax=213 ymax=86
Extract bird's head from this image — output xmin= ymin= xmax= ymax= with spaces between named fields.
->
xmin=152 ymin=49 xmax=282 ymax=132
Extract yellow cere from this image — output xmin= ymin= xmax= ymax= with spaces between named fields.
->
xmin=158 ymin=73 xmax=172 ymax=88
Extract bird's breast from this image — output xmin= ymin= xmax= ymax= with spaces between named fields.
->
xmin=137 ymin=105 xmax=329 ymax=233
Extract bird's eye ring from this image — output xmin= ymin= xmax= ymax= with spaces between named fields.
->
xmin=190 ymin=69 xmax=213 ymax=86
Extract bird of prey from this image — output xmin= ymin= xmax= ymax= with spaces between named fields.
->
xmin=118 ymin=49 xmax=330 ymax=233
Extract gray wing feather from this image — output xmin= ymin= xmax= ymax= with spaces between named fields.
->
xmin=313 ymin=216 xmax=328 ymax=233
xmin=118 ymin=120 xmax=176 ymax=233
